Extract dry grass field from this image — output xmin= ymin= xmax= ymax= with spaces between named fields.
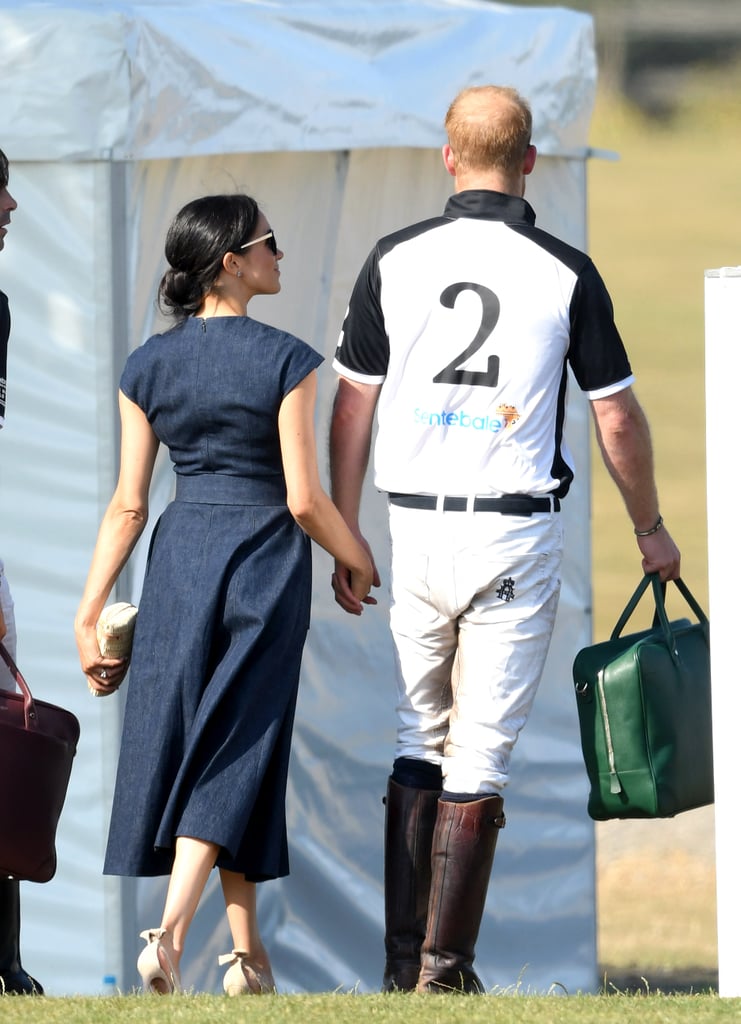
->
xmin=586 ymin=67 xmax=741 ymax=990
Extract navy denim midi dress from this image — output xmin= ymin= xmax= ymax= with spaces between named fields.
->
xmin=103 ymin=316 xmax=322 ymax=881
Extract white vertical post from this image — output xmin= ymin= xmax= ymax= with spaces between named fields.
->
xmin=705 ymin=266 xmax=741 ymax=998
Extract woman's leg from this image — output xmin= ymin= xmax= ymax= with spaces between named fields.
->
xmin=157 ymin=837 xmax=219 ymax=975
xmin=219 ymin=870 xmax=275 ymax=992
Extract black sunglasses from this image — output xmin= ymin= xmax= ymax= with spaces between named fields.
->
xmin=240 ymin=230 xmax=278 ymax=255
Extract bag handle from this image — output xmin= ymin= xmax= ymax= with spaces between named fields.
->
xmin=0 ymin=642 xmax=38 ymax=730
xmin=610 ymin=573 xmax=709 ymax=661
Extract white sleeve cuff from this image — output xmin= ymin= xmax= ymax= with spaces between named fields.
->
xmin=331 ymin=359 xmax=386 ymax=386
xmin=586 ymin=374 xmax=635 ymax=401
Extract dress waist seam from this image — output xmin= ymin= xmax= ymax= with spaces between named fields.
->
xmin=174 ymin=473 xmax=288 ymax=506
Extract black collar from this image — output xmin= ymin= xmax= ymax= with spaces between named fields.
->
xmin=444 ymin=190 xmax=536 ymax=226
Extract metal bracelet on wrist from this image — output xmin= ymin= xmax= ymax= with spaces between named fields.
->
xmin=634 ymin=515 xmax=663 ymax=537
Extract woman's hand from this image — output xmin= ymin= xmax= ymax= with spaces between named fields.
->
xmin=75 ymin=622 xmax=128 ymax=696
xmin=332 ymin=535 xmax=380 ymax=615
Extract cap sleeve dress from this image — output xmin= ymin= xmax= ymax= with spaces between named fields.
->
xmin=103 ymin=316 xmax=322 ymax=881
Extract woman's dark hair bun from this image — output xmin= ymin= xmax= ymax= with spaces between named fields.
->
xmin=159 ymin=268 xmax=204 ymax=318
xmin=157 ymin=194 xmax=260 ymax=321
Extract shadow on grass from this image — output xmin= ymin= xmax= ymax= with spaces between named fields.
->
xmin=599 ymin=966 xmax=718 ymax=995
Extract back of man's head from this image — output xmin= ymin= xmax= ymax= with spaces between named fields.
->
xmin=444 ymin=86 xmax=532 ymax=177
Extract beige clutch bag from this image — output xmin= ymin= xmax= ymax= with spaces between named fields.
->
xmin=97 ymin=602 xmax=138 ymax=660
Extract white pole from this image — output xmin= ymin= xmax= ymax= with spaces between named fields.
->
xmin=705 ymin=266 xmax=741 ymax=998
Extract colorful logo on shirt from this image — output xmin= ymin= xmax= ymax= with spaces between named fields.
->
xmin=414 ymin=403 xmax=520 ymax=433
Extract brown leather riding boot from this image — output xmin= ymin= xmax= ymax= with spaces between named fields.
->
xmin=381 ymin=779 xmax=440 ymax=992
xmin=416 ymin=795 xmax=505 ymax=994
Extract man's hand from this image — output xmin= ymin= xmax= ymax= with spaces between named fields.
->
xmin=636 ymin=526 xmax=681 ymax=582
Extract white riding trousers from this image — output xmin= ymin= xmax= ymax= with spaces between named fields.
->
xmin=388 ymin=502 xmax=563 ymax=795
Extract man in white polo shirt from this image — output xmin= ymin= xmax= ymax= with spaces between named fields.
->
xmin=329 ymin=86 xmax=680 ymax=994
xmin=0 ymin=146 xmax=44 ymax=997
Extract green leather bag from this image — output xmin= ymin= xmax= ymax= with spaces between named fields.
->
xmin=572 ymin=573 xmax=713 ymax=820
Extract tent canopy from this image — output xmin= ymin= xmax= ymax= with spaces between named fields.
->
xmin=2 ymin=0 xmax=595 ymax=160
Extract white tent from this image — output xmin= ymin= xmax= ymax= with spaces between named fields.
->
xmin=0 ymin=0 xmax=599 ymax=996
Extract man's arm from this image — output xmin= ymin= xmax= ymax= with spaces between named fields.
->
xmin=329 ymin=376 xmax=382 ymax=611
xmin=590 ymin=386 xmax=680 ymax=581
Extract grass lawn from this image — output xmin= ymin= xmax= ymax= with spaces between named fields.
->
xmin=2 ymin=992 xmax=741 ymax=1023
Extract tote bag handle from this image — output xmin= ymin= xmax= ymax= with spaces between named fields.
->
xmin=610 ymin=573 xmax=709 ymax=658
xmin=0 ymin=642 xmax=38 ymax=730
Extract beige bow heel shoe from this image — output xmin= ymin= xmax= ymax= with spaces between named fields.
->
xmin=218 ymin=949 xmax=275 ymax=995
xmin=137 ymin=928 xmax=182 ymax=994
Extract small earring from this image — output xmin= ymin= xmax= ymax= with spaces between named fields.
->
xmin=236 ymin=270 xmax=242 ymax=278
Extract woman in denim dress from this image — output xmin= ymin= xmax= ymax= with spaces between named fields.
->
xmin=74 ymin=195 xmax=374 ymax=995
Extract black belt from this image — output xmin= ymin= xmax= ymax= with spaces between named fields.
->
xmin=388 ymin=492 xmax=560 ymax=515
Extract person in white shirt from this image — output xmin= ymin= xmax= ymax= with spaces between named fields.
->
xmin=329 ymin=85 xmax=680 ymax=994
xmin=0 ymin=145 xmax=44 ymax=996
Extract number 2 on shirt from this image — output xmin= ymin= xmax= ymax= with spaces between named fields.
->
xmin=432 ymin=282 xmax=500 ymax=388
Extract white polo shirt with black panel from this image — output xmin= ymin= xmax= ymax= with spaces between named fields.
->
xmin=333 ymin=190 xmax=634 ymax=501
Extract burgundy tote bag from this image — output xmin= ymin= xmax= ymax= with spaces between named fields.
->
xmin=0 ymin=643 xmax=80 ymax=882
